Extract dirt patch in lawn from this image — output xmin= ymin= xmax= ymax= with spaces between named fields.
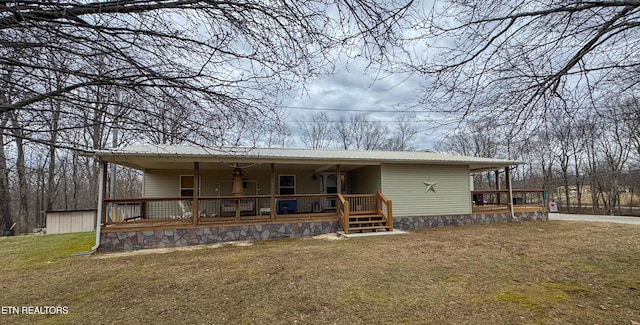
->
xmin=1 ymin=222 xmax=639 ymax=324
xmin=95 ymin=241 xmax=255 ymax=258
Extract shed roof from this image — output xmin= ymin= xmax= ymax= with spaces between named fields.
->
xmin=93 ymin=145 xmax=522 ymax=172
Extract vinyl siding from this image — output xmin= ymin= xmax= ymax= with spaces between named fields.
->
xmin=143 ymin=168 xmax=322 ymax=197
xmin=274 ymin=168 xmax=321 ymax=195
xmin=381 ymin=164 xmax=471 ymax=216
xmin=350 ymin=165 xmax=381 ymax=194
xmin=143 ymin=168 xmax=323 ymax=216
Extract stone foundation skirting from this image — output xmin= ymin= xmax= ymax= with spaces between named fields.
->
xmin=98 ymin=221 xmax=341 ymax=253
xmin=393 ymin=211 xmax=548 ymax=230
xmin=98 ymin=212 xmax=548 ymax=253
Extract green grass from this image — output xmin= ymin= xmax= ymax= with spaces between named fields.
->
xmin=0 ymin=222 xmax=639 ymax=324
xmin=0 ymin=232 xmax=94 ymax=271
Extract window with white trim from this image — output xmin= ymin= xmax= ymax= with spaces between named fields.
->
xmin=278 ymin=175 xmax=296 ymax=195
xmin=180 ymin=175 xmax=201 ymax=197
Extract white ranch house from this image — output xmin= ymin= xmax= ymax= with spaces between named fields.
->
xmin=90 ymin=145 xmax=547 ymax=253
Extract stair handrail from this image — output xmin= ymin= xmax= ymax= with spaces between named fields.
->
xmin=337 ymin=193 xmax=350 ymax=234
xmin=376 ymin=190 xmax=393 ymax=231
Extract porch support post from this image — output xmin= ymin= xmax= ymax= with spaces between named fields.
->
xmin=495 ymin=170 xmax=501 ymax=205
xmin=336 ymin=164 xmax=341 ymax=194
xmin=270 ymin=163 xmax=276 ymax=221
xmin=235 ymin=199 xmax=240 ymax=221
xmin=100 ymin=161 xmax=108 ymax=225
xmin=506 ymin=166 xmax=515 ymax=220
xmin=192 ymin=162 xmax=200 ymax=225
xmin=92 ymin=161 xmax=108 ymax=251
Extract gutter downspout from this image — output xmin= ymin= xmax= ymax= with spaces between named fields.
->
xmin=92 ymin=161 xmax=106 ymax=251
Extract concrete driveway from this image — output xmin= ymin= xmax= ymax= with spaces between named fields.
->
xmin=549 ymin=213 xmax=640 ymax=225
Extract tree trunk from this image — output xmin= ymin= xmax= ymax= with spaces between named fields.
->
xmin=573 ymin=155 xmax=583 ymax=209
xmin=562 ymin=168 xmax=571 ymax=213
xmin=10 ymin=111 xmax=29 ymax=232
xmin=590 ymin=175 xmax=598 ymax=214
xmin=0 ymin=115 xmax=12 ymax=231
xmin=46 ymin=101 xmax=61 ymax=211
xmin=0 ymin=65 xmax=15 ymax=231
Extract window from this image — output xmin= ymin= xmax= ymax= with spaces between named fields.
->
xmin=278 ymin=175 xmax=296 ymax=195
xmin=180 ymin=175 xmax=201 ymax=197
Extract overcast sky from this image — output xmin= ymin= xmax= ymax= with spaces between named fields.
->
xmin=276 ymin=0 xmax=448 ymax=150
xmin=279 ymin=57 xmax=444 ymax=150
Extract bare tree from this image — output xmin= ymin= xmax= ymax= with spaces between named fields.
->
xmin=583 ymin=119 xmax=602 ymax=213
xmin=581 ymin=106 xmax=632 ymax=215
xmin=297 ymin=112 xmax=333 ymax=149
xmin=243 ymin=119 xmax=291 ymax=148
xmin=298 ymin=112 xmax=416 ymax=151
xmin=0 ymin=114 xmax=10 ymax=231
xmin=1 ymin=0 xmax=415 ymax=147
xmin=435 ymin=120 xmax=503 ymax=190
xmin=598 ymin=108 xmax=632 ymax=215
xmin=545 ymin=111 xmax=586 ymax=212
xmin=1 ymin=1 xmax=418 ymax=231
xmin=620 ymin=96 xmax=640 ymax=161
xmin=410 ymin=1 xmax=640 ymax=133
xmin=384 ymin=116 xmax=419 ymax=151
xmin=335 ymin=114 xmax=389 ymax=150
xmin=435 ymin=120 xmax=499 ymax=158
xmin=140 ymin=92 xmax=201 ymax=145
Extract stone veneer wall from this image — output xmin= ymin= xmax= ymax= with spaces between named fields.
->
xmin=98 ymin=211 xmax=548 ymax=253
xmin=393 ymin=211 xmax=548 ymax=230
xmin=98 ymin=221 xmax=340 ymax=253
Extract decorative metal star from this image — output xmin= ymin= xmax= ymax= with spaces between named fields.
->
xmin=423 ymin=179 xmax=437 ymax=193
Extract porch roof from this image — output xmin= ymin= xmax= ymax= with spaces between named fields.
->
xmin=92 ymin=145 xmax=522 ymax=172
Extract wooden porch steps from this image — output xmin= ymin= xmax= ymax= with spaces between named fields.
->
xmin=348 ymin=214 xmax=391 ymax=233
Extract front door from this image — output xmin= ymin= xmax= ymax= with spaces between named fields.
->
xmin=321 ymin=173 xmax=346 ymax=209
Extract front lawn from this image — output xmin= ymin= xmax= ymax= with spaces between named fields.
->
xmin=0 ymin=221 xmax=638 ymax=324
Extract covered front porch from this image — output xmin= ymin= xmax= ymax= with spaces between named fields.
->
xmin=97 ymin=159 xmax=393 ymax=237
xmin=102 ymin=192 xmax=393 ymax=234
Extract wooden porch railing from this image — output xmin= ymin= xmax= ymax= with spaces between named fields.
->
xmin=103 ymin=194 xmax=345 ymax=226
xmin=337 ymin=193 xmax=350 ymax=234
xmin=199 ymin=195 xmax=272 ymax=223
xmin=471 ymin=189 xmax=545 ymax=213
xmin=103 ymin=192 xmax=394 ymax=233
xmin=376 ymin=190 xmax=393 ymax=231
xmin=343 ymin=194 xmax=376 ymax=214
xmin=271 ymin=194 xmax=339 ymax=219
xmin=103 ymin=197 xmax=193 ymax=224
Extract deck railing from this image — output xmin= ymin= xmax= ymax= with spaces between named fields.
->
xmin=376 ymin=190 xmax=393 ymax=231
xmin=272 ymin=194 xmax=339 ymax=219
xmin=343 ymin=194 xmax=376 ymax=214
xmin=199 ymin=195 xmax=272 ymax=222
xmin=103 ymin=197 xmax=194 ymax=224
xmin=103 ymin=194 xmax=346 ymax=227
xmin=337 ymin=193 xmax=350 ymax=234
xmin=471 ymin=189 xmax=545 ymax=213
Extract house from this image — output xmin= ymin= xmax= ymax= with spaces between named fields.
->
xmin=90 ymin=145 xmax=547 ymax=253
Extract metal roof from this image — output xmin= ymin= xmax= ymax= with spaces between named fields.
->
xmin=92 ymin=145 xmax=522 ymax=172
